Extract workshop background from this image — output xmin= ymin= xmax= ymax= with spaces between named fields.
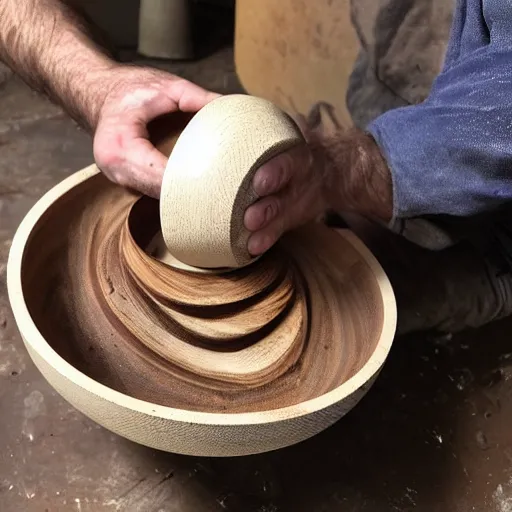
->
xmin=1 ymin=1 xmax=512 ymax=511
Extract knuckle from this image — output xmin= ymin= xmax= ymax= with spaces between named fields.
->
xmin=94 ymin=132 xmax=125 ymax=172
xmin=94 ymin=142 xmax=121 ymax=169
xmin=269 ymin=197 xmax=280 ymax=219
xmin=111 ymin=171 xmax=130 ymax=188
xmin=93 ymin=143 xmax=132 ymax=188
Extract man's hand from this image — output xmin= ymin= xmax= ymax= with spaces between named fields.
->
xmin=244 ymin=108 xmax=333 ymax=256
xmin=244 ymin=107 xmax=393 ymax=256
xmin=244 ymin=143 xmax=325 ymax=256
xmin=93 ymin=66 xmax=219 ymax=198
xmin=0 ymin=0 xmax=219 ymax=198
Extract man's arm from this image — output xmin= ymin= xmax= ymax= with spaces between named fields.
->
xmin=312 ymin=128 xmax=393 ymax=223
xmin=366 ymin=0 xmax=512 ymax=224
xmin=246 ymin=0 xmax=512 ymax=256
xmin=0 ymin=0 xmax=116 ymax=131
xmin=0 ymin=0 xmax=219 ymax=197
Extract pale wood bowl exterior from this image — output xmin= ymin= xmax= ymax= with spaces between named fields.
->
xmin=160 ymin=94 xmax=304 ymax=270
xmin=7 ymin=166 xmax=396 ymax=457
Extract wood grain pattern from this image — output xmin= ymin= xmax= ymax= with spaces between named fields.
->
xmin=15 ymin=170 xmax=388 ymax=410
xmin=8 ymin=165 xmax=396 ymax=456
xmin=7 ymin=96 xmax=396 ymax=455
xmin=159 ymin=94 xmax=305 ymax=270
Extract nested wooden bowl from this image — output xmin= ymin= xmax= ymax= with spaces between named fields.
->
xmin=7 ymin=99 xmax=396 ymax=456
xmin=160 ymin=94 xmax=304 ymax=269
xmin=7 ymin=167 xmax=396 ymax=456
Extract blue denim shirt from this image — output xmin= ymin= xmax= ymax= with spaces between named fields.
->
xmin=368 ymin=0 xmax=512 ymax=235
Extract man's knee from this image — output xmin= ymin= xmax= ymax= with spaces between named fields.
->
xmin=330 ymin=213 xmax=512 ymax=335
xmin=392 ymin=243 xmax=512 ymax=335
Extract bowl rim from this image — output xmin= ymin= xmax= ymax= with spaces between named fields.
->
xmin=7 ymin=164 xmax=397 ymax=427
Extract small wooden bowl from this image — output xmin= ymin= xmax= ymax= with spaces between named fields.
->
xmin=7 ymin=165 xmax=396 ymax=457
xmin=160 ymin=94 xmax=305 ymax=269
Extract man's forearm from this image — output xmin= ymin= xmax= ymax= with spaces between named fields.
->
xmin=312 ymin=128 xmax=393 ymax=223
xmin=0 ymin=0 xmax=117 ymax=131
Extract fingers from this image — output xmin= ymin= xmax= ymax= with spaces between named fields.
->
xmin=247 ymin=144 xmax=315 ymax=255
xmin=252 ymin=147 xmax=305 ymax=196
xmin=246 ymin=196 xmax=288 ymax=256
xmin=95 ymin=131 xmax=167 ymax=199
xmin=247 ymin=224 xmax=281 ymax=256
xmin=123 ymin=138 xmax=168 ymax=198
xmin=170 ymin=79 xmax=221 ymax=112
xmin=247 ymin=193 xmax=308 ymax=255
xmin=246 ymin=152 xmax=294 ymax=248
xmin=244 ymin=196 xmax=280 ymax=231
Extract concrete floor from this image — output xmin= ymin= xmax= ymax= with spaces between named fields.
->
xmin=1 ymin=48 xmax=512 ymax=512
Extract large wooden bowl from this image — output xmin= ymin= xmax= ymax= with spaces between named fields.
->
xmin=7 ymin=163 xmax=396 ymax=457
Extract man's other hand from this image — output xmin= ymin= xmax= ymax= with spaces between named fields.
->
xmin=93 ymin=66 xmax=220 ymax=198
xmin=244 ymin=143 xmax=326 ymax=256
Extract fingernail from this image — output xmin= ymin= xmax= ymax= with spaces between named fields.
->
xmin=254 ymin=167 xmax=280 ymax=196
xmin=255 ymin=175 xmax=270 ymax=195
xmin=248 ymin=235 xmax=261 ymax=255
xmin=264 ymin=204 xmax=274 ymax=223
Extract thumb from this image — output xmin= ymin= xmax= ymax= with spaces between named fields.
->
xmin=170 ymin=80 xmax=222 ymax=112
xmin=123 ymin=137 xmax=169 ymax=198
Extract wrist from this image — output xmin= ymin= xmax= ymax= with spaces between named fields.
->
xmin=310 ymin=128 xmax=393 ymax=222
xmin=73 ymin=59 xmax=122 ymax=131
xmin=39 ymin=40 xmax=120 ymax=132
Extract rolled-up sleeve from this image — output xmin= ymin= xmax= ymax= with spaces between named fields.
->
xmin=367 ymin=0 xmax=512 ymax=224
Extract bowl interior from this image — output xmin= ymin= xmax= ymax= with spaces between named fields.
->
xmin=20 ymin=173 xmax=388 ymax=414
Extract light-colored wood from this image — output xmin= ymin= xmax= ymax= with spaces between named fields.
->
xmin=108 ymin=204 xmax=307 ymax=386
xmin=234 ymin=0 xmax=358 ymax=126
xmin=146 ymin=231 xmax=227 ymax=274
xmin=138 ymin=0 xmax=193 ymax=60
xmin=7 ymin=163 xmax=396 ymax=457
xmin=159 ymin=94 xmax=305 ymax=269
